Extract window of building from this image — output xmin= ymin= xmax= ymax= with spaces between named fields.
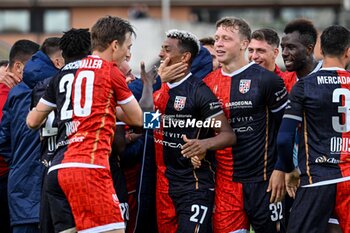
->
xmin=281 ymin=8 xmax=336 ymax=29
xmin=0 ymin=10 xmax=30 ymax=33
xmin=44 ymin=10 xmax=70 ymax=33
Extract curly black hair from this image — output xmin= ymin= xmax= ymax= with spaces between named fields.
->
xmin=59 ymin=28 xmax=91 ymax=63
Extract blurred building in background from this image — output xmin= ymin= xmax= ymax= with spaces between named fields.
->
xmin=0 ymin=0 xmax=348 ymax=69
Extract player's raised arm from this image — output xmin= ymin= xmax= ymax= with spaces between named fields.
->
xmin=138 ymin=61 xmax=156 ymax=112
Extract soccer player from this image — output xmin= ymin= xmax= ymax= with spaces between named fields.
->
xmin=280 ymin=19 xmax=322 ymax=92
xmin=0 ymin=40 xmax=40 ymax=233
xmin=30 ymin=29 xmax=91 ymax=233
xmin=154 ymin=29 xmax=235 ymax=233
xmin=276 ymin=25 xmax=350 ymax=233
xmin=0 ymin=42 xmax=38 ymax=233
xmin=26 ymin=16 xmax=143 ymax=233
xmin=193 ymin=17 xmax=288 ymax=233
xmin=248 ymin=28 xmax=284 ymax=76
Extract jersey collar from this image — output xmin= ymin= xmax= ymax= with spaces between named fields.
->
xmin=221 ymin=62 xmax=255 ymax=77
xmin=320 ymin=67 xmax=346 ymax=71
xmin=167 ymin=72 xmax=192 ymax=89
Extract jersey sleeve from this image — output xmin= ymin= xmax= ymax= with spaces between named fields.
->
xmin=31 ymin=77 xmax=52 ymax=109
xmin=262 ymin=70 xmax=288 ymax=113
xmin=110 ymin=65 xmax=134 ymax=105
xmin=40 ymin=75 xmax=57 ymax=107
xmin=195 ymin=81 xmax=223 ymax=120
xmin=283 ymin=79 xmax=305 ymax=122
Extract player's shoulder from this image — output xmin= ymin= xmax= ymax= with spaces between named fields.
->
xmin=204 ymin=68 xmax=222 ymax=82
xmin=249 ymin=64 xmax=282 ymax=84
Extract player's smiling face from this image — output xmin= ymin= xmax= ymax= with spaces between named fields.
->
xmin=248 ymin=39 xmax=278 ymax=72
xmin=281 ymin=31 xmax=308 ymax=72
xmin=214 ymin=25 xmax=244 ymax=66
xmin=159 ymin=38 xmax=183 ymax=66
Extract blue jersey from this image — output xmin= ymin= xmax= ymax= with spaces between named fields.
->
xmin=205 ymin=63 xmax=288 ymax=183
xmin=153 ymin=73 xmax=223 ymax=194
xmin=284 ymin=68 xmax=350 ymax=186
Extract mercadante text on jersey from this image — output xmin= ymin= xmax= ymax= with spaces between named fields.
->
xmin=317 ymin=76 xmax=350 ymax=84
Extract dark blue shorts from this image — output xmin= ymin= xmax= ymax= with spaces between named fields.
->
xmin=170 ymin=189 xmax=214 ymax=233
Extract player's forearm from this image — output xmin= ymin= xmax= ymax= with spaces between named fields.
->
xmin=275 ymin=118 xmax=299 ymax=173
xmin=26 ymin=108 xmax=49 ymax=130
xmin=201 ymin=130 xmax=236 ymax=151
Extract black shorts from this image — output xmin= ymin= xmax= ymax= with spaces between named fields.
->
xmin=287 ymin=184 xmax=336 ymax=233
xmin=169 ymin=189 xmax=214 ymax=233
xmin=243 ymin=181 xmax=284 ymax=233
xmin=45 ymin=169 xmax=75 ymax=233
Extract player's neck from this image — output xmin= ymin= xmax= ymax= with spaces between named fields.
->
xmin=221 ymin=58 xmax=249 ymax=74
xmin=92 ymin=50 xmax=111 ymax=63
xmin=322 ymin=56 xmax=346 ymax=69
xmin=168 ymin=71 xmax=190 ymax=84
xmin=267 ymin=63 xmax=276 ymax=72
xmin=296 ymin=58 xmax=318 ymax=78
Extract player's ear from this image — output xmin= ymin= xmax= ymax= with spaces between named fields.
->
xmin=14 ymin=61 xmax=24 ymax=76
xmin=240 ymin=39 xmax=249 ymax=51
xmin=306 ymin=44 xmax=314 ymax=56
xmin=111 ymin=40 xmax=119 ymax=52
xmin=273 ymin=47 xmax=279 ymax=59
xmin=181 ymin=52 xmax=191 ymax=63
xmin=344 ymin=47 xmax=350 ymax=60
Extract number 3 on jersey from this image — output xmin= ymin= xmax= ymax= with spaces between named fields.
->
xmin=332 ymin=88 xmax=350 ymax=133
xmin=59 ymin=71 xmax=95 ymax=120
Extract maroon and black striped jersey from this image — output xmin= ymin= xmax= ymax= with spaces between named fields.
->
xmin=41 ymin=55 xmax=133 ymax=171
xmin=284 ymin=68 xmax=350 ymax=186
xmin=204 ymin=62 xmax=288 ymax=183
xmin=153 ymin=73 xmax=223 ymax=194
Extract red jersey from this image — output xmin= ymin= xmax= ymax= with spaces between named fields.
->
xmin=42 ymin=56 xmax=133 ymax=171
xmin=274 ymin=64 xmax=284 ymax=78
xmin=0 ymin=83 xmax=10 ymax=176
xmin=281 ymin=71 xmax=297 ymax=93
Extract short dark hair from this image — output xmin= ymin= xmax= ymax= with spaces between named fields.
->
xmin=216 ymin=17 xmax=251 ymax=41
xmin=321 ymin=25 xmax=350 ymax=57
xmin=91 ymin=16 xmax=135 ymax=52
xmin=40 ymin=37 xmax=61 ymax=57
xmin=166 ymin=29 xmax=200 ymax=64
xmin=9 ymin=39 xmax=39 ymax=67
xmin=199 ymin=37 xmax=215 ymax=46
xmin=251 ymin=28 xmax=280 ymax=47
xmin=0 ymin=60 xmax=9 ymax=67
xmin=284 ymin=18 xmax=317 ymax=48
xmin=60 ymin=28 xmax=91 ymax=63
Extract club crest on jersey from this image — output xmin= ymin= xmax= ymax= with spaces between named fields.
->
xmin=239 ymin=79 xmax=251 ymax=94
xmin=174 ymin=96 xmax=186 ymax=111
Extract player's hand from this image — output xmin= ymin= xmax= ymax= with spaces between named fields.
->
xmin=140 ymin=61 xmax=158 ymax=85
xmin=181 ymin=135 xmax=207 ymax=160
xmin=285 ymin=169 xmax=300 ymax=199
xmin=0 ymin=66 xmax=21 ymax=88
xmin=191 ymin=156 xmax=201 ymax=169
xmin=267 ymin=170 xmax=286 ymax=203
xmin=158 ymin=57 xmax=187 ymax=83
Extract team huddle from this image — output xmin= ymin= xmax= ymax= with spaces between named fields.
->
xmin=0 ymin=13 xmax=349 ymax=233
